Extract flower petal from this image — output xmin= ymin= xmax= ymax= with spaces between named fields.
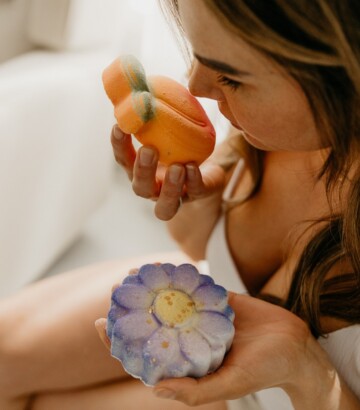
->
xmin=170 ymin=264 xmax=200 ymax=294
xmin=196 ymin=311 xmax=235 ymax=351
xmin=192 ymin=284 xmax=228 ymax=313
xmin=142 ymin=327 xmax=191 ymax=385
xmin=112 ymin=284 xmax=154 ymax=309
xmin=222 ymin=305 xmax=235 ymax=321
xmin=198 ymin=274 xmax=215 ymax=287
xmin=160 ymin=263 xmax=176 ymax=276
xmin=107 ymin=263 xmax=235 ymax=386
xmin=208 ymin=344 xmax=227 ymax=372
xmin=111 ymin=338 xmax=144 ymax=379
xmin=143 ymin=327 xmax=179 ymax=363
xmin=122 ymin=275 xmax=141 ymax=285
xmin=107 ymin=304 xmax=128 ymax=338
xmin=139 ymin=264 xmax=171 ymax=291
xmin=178 ymin=329 xmax=211 ymax=377
xmin=112 ymin=311 xmax=159 ymax=342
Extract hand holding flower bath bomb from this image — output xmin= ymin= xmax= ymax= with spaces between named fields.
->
xmin=107 ymin=263 xmax=235 ymax=386
xmin=102 ymin=55 xmax=216 ymax=166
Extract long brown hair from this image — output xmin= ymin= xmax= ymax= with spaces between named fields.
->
xmin=160 ymin=0 xmax=360 ymax=337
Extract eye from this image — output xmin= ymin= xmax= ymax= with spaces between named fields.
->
xmin=216 ymin=74 xmax=242 ymax=91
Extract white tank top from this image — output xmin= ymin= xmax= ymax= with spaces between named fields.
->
xmin=204 ymin=159 xmax=360 ymax=409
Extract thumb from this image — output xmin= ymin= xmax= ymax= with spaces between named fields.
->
xmin=153 ymin=366 xmax=241 ymax=406
xmin=95 ymin=318 xmax=111 ymax=350
xmin=185 ymin=162 xmax=225 ymax=201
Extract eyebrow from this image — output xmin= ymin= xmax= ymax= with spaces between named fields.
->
xmin=194 ymin=53 xmax=251 ymax=77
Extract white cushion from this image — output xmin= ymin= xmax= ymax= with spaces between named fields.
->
xmin=0 ymin=50 xmax=115 ymax=297
xmin=0 ymin=0 xmax=33 ymax=63
xmin=27 ymin=0 xmax=122 ymax=50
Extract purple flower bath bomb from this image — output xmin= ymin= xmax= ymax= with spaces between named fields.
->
xmin=107 ymin=263 xmax=235 ymax=386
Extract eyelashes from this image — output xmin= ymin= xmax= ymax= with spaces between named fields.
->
xmin=186 ymin=58 xmax=243 ymax=91
xmin=216 ymin=73 xmax=242 ymax=91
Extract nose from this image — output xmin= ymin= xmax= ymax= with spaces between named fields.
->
xmin=188 ymin=61 xmax=225 ymax=102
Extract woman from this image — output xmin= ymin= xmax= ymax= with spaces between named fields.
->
xmin=0 ymin=0 xmax=359 ymax=409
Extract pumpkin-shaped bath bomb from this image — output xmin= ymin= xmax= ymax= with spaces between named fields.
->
xmin=107 ymin=263 xmax=235 ymax=386
xmin=102 ymin=55 xmax=216 ymax=166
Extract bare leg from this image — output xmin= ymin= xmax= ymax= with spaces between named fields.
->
xmin=0 ymin=251 xmax=195 ymax=408
xmin=30 ymin=379 xmax=227 ymax=410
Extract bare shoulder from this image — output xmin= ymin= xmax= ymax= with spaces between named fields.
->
xmin=261 ymin=239 xmax=355 ymax=334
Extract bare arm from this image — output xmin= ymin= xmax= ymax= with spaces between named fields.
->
xmin=166 ymin=131 xmax=243 ymax=260
xmin=165 ymin=179 xmax=222 ymax=261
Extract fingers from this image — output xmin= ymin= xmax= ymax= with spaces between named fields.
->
xmin=94 ymin=318 xmax=111 ymax=350
xmin=154 ymin=165 xmax=186 ymax=221
xmin=153 ymin=366 xmax=241 ymax=406
xmin=184 ymin=162 xmax=225 ymax=202
xmin=132 ymin=146 xmax=161 ymax=198
xmin=111 ymin=125 xmax=136 ymax=180
xmin=186 ymin=162 xmax=226 ymax=200
xmin=184 ymin=163 xmax=207 ymax=200
xmin=111 ymin=124 xmax=224 ymax=221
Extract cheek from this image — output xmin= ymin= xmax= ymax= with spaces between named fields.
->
xmin=227 ymin=97 xmax=280 ymax=136
xmin=226 ymin=90 xmax=321 ymax=151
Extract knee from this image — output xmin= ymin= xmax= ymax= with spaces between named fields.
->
xmin=26 ymin=393 xmax=60 ymax=410
xmin=0 ymin=397 xmax=30 ymax=410
xmin=0 ymin=307 xmax=19 ymax=393
xmin=0 ymin=298 xmax=36 ymax=397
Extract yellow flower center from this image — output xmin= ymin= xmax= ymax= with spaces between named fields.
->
xmin=153 ymin=290 xmax=195 ymax=328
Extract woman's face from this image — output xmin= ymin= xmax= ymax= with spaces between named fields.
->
xmin=178 ymin=0 xmax=326 ymax=151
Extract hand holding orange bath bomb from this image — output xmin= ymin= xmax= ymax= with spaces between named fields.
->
xmin=102 ymin=55 xmax=216 ymax=166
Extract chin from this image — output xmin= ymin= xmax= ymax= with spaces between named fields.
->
xmin=229 ymin=122 xmax=273 ymax=151
xmin=242 ymin=132 xmax=273 ymax=151
xmin=242 ymin=132 xmax=326 ymax=152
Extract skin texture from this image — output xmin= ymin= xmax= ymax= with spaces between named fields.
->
xmin=180 ymin=1 xmax=323 ymax=153
xmin=105 ymin=0 xmax=359 ymax=407
xmin=0 ymin=255 xmax=226 ymax=410
xmin=0 ymin=0 xmax=359 ymax=409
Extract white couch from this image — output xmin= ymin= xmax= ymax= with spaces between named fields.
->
xmin=0 ymin=0 xmax=228 ymax=298
xmin=0 ymin=0 xmax=154 ymax=297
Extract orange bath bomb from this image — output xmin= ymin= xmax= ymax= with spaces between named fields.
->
xmin=102 ymin=55 xmax=216 ymax=166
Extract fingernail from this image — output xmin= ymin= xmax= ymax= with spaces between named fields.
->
xmin=94 ymin=318 xmax=105 ymax=328
xmin=154 ymin=388 xmax=177 ymax=399
xmin=169 ymin=165 xmax=182 ymax=183
xmin=140 ymin=147 xmax=154 ymax=166
xmin=113 ymin=125 xmax=124 ymax=140
xmin=111 ymin=283 xmax=121 ymax=292
xmin=186 ymin=164 xmax=196 ymax=179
